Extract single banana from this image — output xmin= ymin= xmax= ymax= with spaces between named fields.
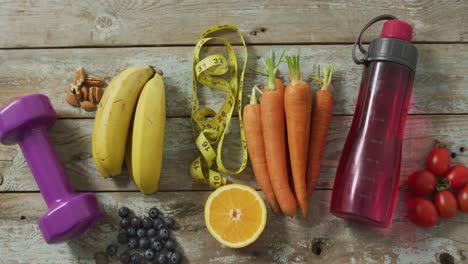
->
xmin=129 ymin=71 xmax=166 ymax=194
xmin=92 ymin=66 xmax=154 ymax=177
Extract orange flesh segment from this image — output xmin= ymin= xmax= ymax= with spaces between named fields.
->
xmin=208 ymin=188 xmax=263 ymax=243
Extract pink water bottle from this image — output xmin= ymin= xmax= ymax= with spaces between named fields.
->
xmin=330 ymin=15 xmax=418 ymax=227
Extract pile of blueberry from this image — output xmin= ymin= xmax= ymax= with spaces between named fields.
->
xmin=105 ymin=206 xmax=183 ymax=264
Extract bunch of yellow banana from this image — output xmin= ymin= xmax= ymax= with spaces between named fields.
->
xmin=92 ymin=66 xmax=166 ymax=194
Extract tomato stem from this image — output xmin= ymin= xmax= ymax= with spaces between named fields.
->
xmin=436 ymin=178 xmax=451 ymax=192
xmin=433 ymin=139 xmax=448 ymax=149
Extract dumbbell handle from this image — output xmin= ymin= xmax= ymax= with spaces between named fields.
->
xmin=19 ymin=126 xmax=74 ymax=207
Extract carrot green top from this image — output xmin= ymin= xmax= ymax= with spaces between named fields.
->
xmin=285 ymin=55 xmax=301 ymax=83
xmin=257 ymin=50 xmax=285 ymax=91
xmin=311 ymin=64 xmax=335 ymax=90
xmin=249 ymin=86 xmax=258 ymax=104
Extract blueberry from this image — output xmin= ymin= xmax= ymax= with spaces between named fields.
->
xmin=119 ymin=206 xmax=130 ymax=218
xmin=139 ymin=237 xmax=150 ymax=250
xmin=128 ymin=237 xmax=138 ymax=249
xmin=130 ymin=253 xmax=143 ymax=264
xmin=131 ymin=216 xmax=142 ymax=228
xmin=106 ymin=244 xmax=118 ymax=256
xmin=127 ymin=227 xmax=137 ymax=237
xmin=136 ymin=228 xmax=147 ymax=238
xmin=159 ymin=228 xmax=169 ymax=240
xmin=163 ymin=217 xmax=175 ymax=229
xmin=144 ymin=248 xmax=156 ymax=261
xmin=150 ymin=236 xmax=161 ymax=244
xmin=120 ymin=217 xmax=131 ymax=228
xmin=152 ymin=240 xmax=163 ymax=251
xmin=148 ymin=207 xmax=160 ymax=219
xmin=169 ymin=251 xmax=182 ymax=264
xmin=153 ymin=218 xmax=165 ymax=230
xmin=164 ymin=239 xmax=176 ymax=251
xmin=117 ymin=231 xmax=129 ymax=244
xmin=120 ymin=251 xmax=131 ymax=264
xmin=158 ymin=253 xmax=168 ymax=264
xmin=142 ymin=216 xmax=153 ymax=229
xmin=147 ymin=228 xmax=157 ymax=237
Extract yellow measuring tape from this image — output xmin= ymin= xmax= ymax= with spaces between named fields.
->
xmin=190 ymin=25 xmax=248 ymax=188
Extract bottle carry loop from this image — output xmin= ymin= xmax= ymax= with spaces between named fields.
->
xmin=352 ymin=14 xmax=398 ymax=65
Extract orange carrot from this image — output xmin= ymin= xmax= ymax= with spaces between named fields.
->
xmin=244 ymin=86 xmax=281 ymax=215
xmin=307 ymin=65 xmax=335 ymax=196
xmin=260 ymin=51 xmax=297 ymax=216
xmin=284 ymin=55 xmax=312 ymax=218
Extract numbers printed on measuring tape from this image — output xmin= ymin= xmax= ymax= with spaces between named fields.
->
xmin=202 ymin=141 xmax=211 ymax=151
xmin=197 ymin=63 xmax=207 ymax=73
xmin=190 ymin=24 xmax=249 ymax=188
xmin=193 ymin=160 xmax=200 ymax=169
xmin=201 ymin=123 xmax=213 ymax=129
xmin=213 ymin=174 xmax=220 ymax=184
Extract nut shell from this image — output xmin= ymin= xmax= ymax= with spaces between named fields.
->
xmin=74 ymin=67 xmax=86 ymax=86
xmin=65 ymin=94 xmax=80 ymax=107
xmin=81 ymin=100 xmax=96 ymax=112
xmin=70 ymin=84 xmax=82 ymax=100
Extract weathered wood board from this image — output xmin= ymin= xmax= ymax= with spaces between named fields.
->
xmin=1 ymin=44 xmax=468 ymax=117
xmin=1 ymin=115 xmax=467 ymax=192
xmin=0 ymin=192 xmax=466 ymax=264
xmin=1 ymin=1 xmax=468 ymax=263
xmin=0 ymin=0 xmax=466 ymax=48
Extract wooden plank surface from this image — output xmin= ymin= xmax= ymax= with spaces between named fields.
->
xmin=1 ymin=44 xmax=468 ymax=117
xmin=1 ymin=1 xmax=468 ymax=263
xmin=0 ymin=0 xmax=467 ymax=48
xmin=0 ymin=191 xmax=466 ymax=264
xmin=1 ymin=115 xmax=467 ymax=192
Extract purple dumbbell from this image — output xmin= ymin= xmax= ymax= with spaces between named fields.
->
xmin=0 ymin=94 xmax=102 ymax=243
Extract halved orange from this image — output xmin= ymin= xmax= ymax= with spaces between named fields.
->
xmin=204 ymin=184 xmax=267 ymax=248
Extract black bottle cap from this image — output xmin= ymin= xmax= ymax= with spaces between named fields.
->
xmin=366 ymin=37 xmax=418 ymax=71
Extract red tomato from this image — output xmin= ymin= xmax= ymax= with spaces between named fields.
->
xmin=458 ymin=186 xmax=468 ymax=212
xmin=407 ymin=170 xmax=437 ymax=196
xmin=434 ymin=190 xmax=457 ymax=219
xmin=406 ymin=197 xmax=438 ymax=227
xmin=426 ymin=147 xmax=451 ymax=175
xmin=444 ymin=165 xmax=468 ymax=190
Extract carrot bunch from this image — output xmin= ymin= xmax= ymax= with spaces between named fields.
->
xmin=243 ymin=50 xmax=335 ymax=218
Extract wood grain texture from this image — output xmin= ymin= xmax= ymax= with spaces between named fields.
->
xmin=1 ymin=115 xmax=467 ymax=192
xmin=0 ymin=191 xmax=466 ymax=264
xmin=1 ymin=44 xmax=468 ymax=117
xmin=1 ymin=1 xmax=467 ymax=263
xmin=0 ymin=0 xmax=467 ymax=48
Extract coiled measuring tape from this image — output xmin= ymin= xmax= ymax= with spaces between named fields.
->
xmin=190 ymin=25 xmax=248 ymax=188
